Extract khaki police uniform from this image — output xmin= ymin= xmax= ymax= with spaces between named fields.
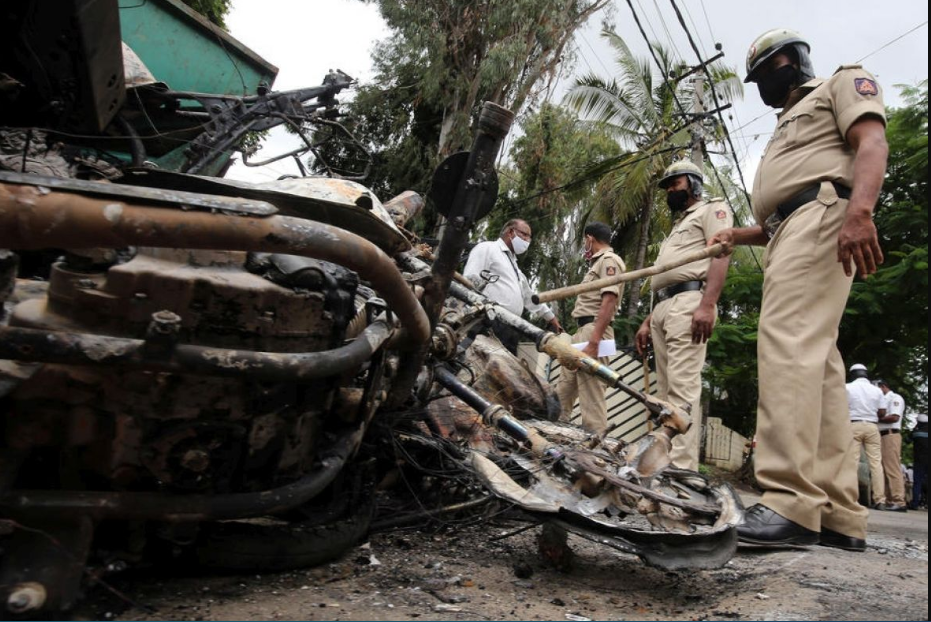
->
xmin=880 ymin=390 xmax=906 ymax=505
xmin=556 ymin=248 xmax=625 ymax=435
xmin=752 ymin=65 xmax=885 ymax=539
xmin=650 ymin=199 xmax=732 ymax=471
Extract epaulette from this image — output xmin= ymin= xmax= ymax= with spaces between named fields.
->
xmin=834 ymin=64 xmax=863 ymax=74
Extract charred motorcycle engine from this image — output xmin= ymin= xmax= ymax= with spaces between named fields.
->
xmin=5 ymin=244 xmax=365 ymax=494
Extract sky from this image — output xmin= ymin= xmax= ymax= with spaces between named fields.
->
xmin=222 ymin=0 xmax=929 ymax=186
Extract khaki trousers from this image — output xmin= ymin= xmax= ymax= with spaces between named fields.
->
xmin=754 ymin=197 xmax=868 ymax=538
xmin=650 ymin=289 xmax=709 ymax=471
xmin=556 ymin=322 xmax=612 ymax=435
xmin=881 ymin=432 xmax=905 ymax=505
xmin=850 ymin=421 xmax=886 ymax=504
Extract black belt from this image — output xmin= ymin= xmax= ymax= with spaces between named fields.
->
xmin=776 ymin=181 xmax=852 ymax=221
xmin=880 ymin=429 xmax=900 ymax=436
xmin=576 ymin=315 xmax=595 ymax=327
xmin=655 ymin=280 xmax=703 ymax=303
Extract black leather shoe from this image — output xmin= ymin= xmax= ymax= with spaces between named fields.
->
xmin=737 ymin=504 xmax=819 ymax=546
xmin=819 ymin=527 xmax=867 ymax=552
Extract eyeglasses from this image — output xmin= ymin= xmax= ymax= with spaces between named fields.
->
xmin=513 ymin=228 xmax=532 ymax=240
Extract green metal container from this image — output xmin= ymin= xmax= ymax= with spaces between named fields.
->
xmin=118 ymin=0 xmax=278 ymax=95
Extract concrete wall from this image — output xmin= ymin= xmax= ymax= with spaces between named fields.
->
xmin=703 ymin=416 xmax=749 ymax=471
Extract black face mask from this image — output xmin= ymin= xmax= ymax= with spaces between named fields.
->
xmin=757 ymin=65 xmax=798 ymax=107
xmin=666 ymin=189 xmax=690 ymax=212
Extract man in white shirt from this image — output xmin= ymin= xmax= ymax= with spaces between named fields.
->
xmin=876 ymin=379 xmax=907 ymax=511
xmin=846 ymin=363 xmax=890 ymax=509
xmin=462 ymin=219 xmax=562 ymax=353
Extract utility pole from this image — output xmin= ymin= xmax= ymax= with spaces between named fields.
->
xmin=690 ymin=72 xmax=705 ymax=170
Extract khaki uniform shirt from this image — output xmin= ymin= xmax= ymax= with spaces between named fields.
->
xmin=752 ymin=65 xmax=886 ymax=225
xmin=571 ymin=248 xmax=626 ymax=318
xmin=652 ymin=199 xmax=733 ymax=292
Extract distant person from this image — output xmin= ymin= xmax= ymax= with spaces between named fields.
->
xmin=635 ymin=160 xmax=732 ymax=471
xmin=846 ymin=364 xmax=890 ymax=510
xmin=709 ymin=28 xmax=888 ymax=552
xmin=909 ymin=413 xmax=928 ymax=510
xmin=876 ymin=379 xmax=907 ymax=511
xmin=463 ymin=219 xmax=562 ymax=353
xmin=555 ymin=222 xmax=624 ymax=435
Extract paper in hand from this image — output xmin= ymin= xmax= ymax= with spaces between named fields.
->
xmin=572 ymin=339 xmax=617 ymax=358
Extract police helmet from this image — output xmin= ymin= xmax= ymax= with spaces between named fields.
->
xmin=745 ymin=28 xmax=814 ymax=84
xmin=848 ymin=363 xmax=870 ymax=381
xmin=658 ymin=160 xmax=703 ymax=198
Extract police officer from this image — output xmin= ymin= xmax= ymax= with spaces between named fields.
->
xmin=709 ymin=29 xmax=888 ymax=551
xmin=846 ymin=363 xmax=888 ymax=509
xmin=876 ymin=379 xmax=908 ymax=511
xmin=556 ymin=222 xmax=625 ymax=435
xmin=634 ymin=161 xmax=732 ymax=471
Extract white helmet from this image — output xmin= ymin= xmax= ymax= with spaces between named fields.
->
xmin=848 ymin=363 xmax=869 ymax=380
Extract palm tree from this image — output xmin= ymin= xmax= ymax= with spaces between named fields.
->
xmin=564 ymin=30 xmax=741 ymax=322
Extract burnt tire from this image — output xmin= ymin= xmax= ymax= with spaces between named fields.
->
xmin=193 ymin=468 xmax=375 ymax=572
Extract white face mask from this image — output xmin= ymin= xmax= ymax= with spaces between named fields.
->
xmin=511 ymin=234 xmax=530 ymax=255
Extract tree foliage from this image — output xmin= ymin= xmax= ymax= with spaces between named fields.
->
xmin=340 ymin=0 xmax=610 ymax=233
xmin=180 ymin=0 xmax=232 ymax=28
xmin=564 ymin=31 xmax=742 ymax=325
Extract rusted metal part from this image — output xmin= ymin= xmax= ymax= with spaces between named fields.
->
xmin=539 ymin=333 xmax=691 ymax=434
xmin=18 ymin=250 xmax=349 ymax=353
xmin=119 ymin=170 xmax=412 ymax=255
xmin=383 ymin=190 xmax=424 ymax=228
xmin=569 ymin=451 xmax=719 ymax=515
xmin=462 ymin=334 xmax=560 ymax=421
xmin=0 ymin=424 xmax=363 ymax=521
xmin=0 ymin=170 xmax=278 ymax=216
xmin=0 ymin=182 xmax=429 ymax=348
xmin=422 ymin=102 xmax=514 ymax=326
xmin=433 ymin=365 xmax=563 ymax=462
xmin=0 ymin=320 xmax=392 ymax=382
xmin=532 ymin=244 xmax=725 ymax=305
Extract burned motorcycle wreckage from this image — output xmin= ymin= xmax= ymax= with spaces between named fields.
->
xmin=0 ymin=0 xmax=741 ymax=616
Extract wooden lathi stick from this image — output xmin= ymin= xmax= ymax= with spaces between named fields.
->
xmin=532 ymin=243 xmax=725 ymax=304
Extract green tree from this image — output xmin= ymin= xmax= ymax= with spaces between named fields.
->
xmin=181 ymin=0 xmax=232 ymax=28
xmin=342 ymin=0 xmax=610 ymax=233
xmin=563 ymin=31 xmax=741 ymax=325
xmin=368 ymin=0 xmax=611 ymax=159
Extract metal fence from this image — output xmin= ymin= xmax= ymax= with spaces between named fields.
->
xmin=517 ymin=343 xmax=656 ymax=444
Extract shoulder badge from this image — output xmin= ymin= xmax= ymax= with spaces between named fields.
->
xmin=715 ymin=209 xmax=727 ymax=220
xmin=606 ymin=265 xmax=617 ymax=276
xmin=855 ymin=77 xmax=879 ymax=96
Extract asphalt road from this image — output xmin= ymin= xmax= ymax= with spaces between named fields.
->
xmin=83 ymin=488 xmax=927 ymax=622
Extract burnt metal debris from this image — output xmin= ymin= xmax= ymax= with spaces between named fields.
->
xmin=0 ymin=2 xmax=742 ymax=617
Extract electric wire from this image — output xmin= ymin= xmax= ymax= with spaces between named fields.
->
xmin=855 ymin=20 xmax=928 ymax=64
